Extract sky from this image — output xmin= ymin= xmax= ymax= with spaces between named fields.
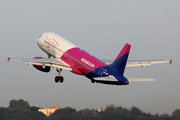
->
xmin=0 ymin=0 xmax=179 ymax=115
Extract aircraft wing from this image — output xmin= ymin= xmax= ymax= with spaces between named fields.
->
xmin=7 ymin=57 xmax=72 ymax=71
xmin=102 ymin=59 xmax=172 ymax=68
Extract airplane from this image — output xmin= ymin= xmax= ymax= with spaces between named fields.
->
xmin=7 ymin=32 xmax=172 ymax=85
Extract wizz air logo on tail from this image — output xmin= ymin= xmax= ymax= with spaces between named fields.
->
xmin=81 ymin=58 xmax=95 ymax=68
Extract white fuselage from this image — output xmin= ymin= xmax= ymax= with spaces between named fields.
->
xmin=37 ymin=32 xmax=76 ymax=58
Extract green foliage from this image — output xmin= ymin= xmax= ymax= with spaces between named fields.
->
xmin=9 ymin=99 xmax=30 ymax=109
xmin=172 ymin=109 xmax=180 ymax=120
xmin=49 ymin=107 xmax=78 ymax=120
xmin=0 ymin=107 xmax=6 ymax=119
xmin=0 ymin=99 xmax=46 ymax=120
xmin=78 ymin=109 xmax=99 ymax=120
xmin=0 ymin=99 xmax=180 ymax=120
xmin=30 ymin=106 xmax=41 ymax=111
xmin=131 ymin=106 xmax=143 ymax=115
xmin=5 ymin=107 xmax=31 ymax=119
xmin=30 ymin=111 xmax=47 ymax=119
xmin=46 ymin=104 xmax=180 ymax=120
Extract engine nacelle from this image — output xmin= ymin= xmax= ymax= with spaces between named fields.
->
xmin=33 ymin=57 xmax=50 ymax=72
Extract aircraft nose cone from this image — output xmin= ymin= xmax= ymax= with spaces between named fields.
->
xmin=37 ymin=35 xmax=42 ymax=47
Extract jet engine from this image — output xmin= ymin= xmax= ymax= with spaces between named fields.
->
xmin=33 ymin=57 xmax=50 ymax=72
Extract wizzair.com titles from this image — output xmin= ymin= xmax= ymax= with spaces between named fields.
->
xmin=81 ymin=58 xmax=95 ymax=68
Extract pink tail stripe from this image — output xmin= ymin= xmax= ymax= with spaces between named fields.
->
xmin=114 ymin=43 xmax=131 ymax=62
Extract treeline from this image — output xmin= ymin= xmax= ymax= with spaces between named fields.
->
xmin=0 ymin=99 xmax=180 ymax=120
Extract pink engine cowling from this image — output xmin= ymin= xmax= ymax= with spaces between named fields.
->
xmin=33 ymin=57 xmax=50 ymax=72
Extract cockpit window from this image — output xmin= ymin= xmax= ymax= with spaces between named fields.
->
xmin=39 ymin=35 xmax=41 ymax=38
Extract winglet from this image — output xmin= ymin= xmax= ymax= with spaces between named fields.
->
xmin=170 ymin=59 xmax=172 ymax=64
xmin=7 ymin=57 xmax=11 ymax=62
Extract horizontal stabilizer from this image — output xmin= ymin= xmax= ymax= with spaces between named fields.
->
xmin=127 ymin=78 xmax=155 ymax=82
xmin=94 ymin=76 xmax=118 ymax=82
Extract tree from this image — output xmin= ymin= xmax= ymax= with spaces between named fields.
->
xmin=99 ymin=105 xmax=128 ymax=120
xmin=172 ymin=109 xmax=180 ymax=120
xmin=0 ymin=107 xmax=6 ymax=119
xmin=30 ymin=111 xmax=47 ymax=119
xmin=3 ymin=99 xmax=47 ymax=120
xmin=48 ymin=107 xmax=78 ymax=120
xmin=78 ymin=109 xmax=99 ymax=120
xmin=131 ymin=106 xmax=143 ymax=115
xmin=30 ymin=106 xmax=41 ymax=111
xmin=5 ymin=107 xmax=31 ymax=119
xmin=8 ymin=99 xmax=30 ymax=109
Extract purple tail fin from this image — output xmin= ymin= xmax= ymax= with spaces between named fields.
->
xmin=111 ymin=43 xmax=131 ymax=75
